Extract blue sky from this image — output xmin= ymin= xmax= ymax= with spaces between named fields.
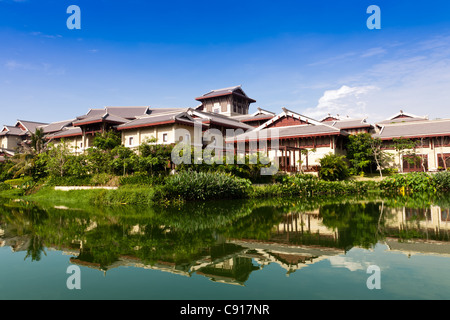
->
xmin=1 ymin=0 xmax=450 ymax=126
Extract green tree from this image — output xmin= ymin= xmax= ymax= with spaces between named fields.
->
xmin=92 ymin=130 xmax=122 ymax=150
xmin=346 ymin=133 xmax=375 ymax=175
xmin=30 ymin=128 xmax=46 ymax=154
xmin=44 ymin=140 xmax=73 ymax=177
xmin=392 ymin=137 xmax=419 ymax=173
xmin=370 ymin=137 xmax=392 ymax=178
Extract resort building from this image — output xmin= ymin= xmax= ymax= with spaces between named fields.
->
xmin=373 ymin=111 xmax=450 ymax=172
xmin=194 ymin=85 xmax=256 ymax=117
xmin=45 ymin=107 xmax=162 ymax=153
xmin=320 ymin=115 xmax=374 ymax=135
xmin=3 ymin=85 xmax=450 ymax=173
xmin=0 ymin=126 xmax=23 ymax=157
xmin=0 ymin=120 xmax=48 ymax=158
xmin=227 ymin=108 xmax=349 ymax=172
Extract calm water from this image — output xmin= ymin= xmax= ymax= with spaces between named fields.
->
xmin=1 ymin=195 xmax=450 ymax=300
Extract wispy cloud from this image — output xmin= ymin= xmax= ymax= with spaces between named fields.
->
xmin=4 ymin=60 xmax=66 ymax=75
xmin=360 ymin=47 xmax=387 ymax=58
xmin=301 ymin=33 xmax=450 ymax=122
xmin=307 ymin=51 xmax=357 ymax=67
xmin=30 ymin=31 xmax=63 ymax=39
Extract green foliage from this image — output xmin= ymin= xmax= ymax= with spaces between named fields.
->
xmin=251 ymin=174 xmax=378 ymax=198
xmin=392 ymin=137 xmax=420 ymax=173
xmin=175 ymin=149 xmax=272 ymax=183
xmin=318 ymin=153 xmax=350 ymax=181
xmin=4 ymin=176 xmax=34 ymax=187
xmin=92 ymin=131 xmax=122 ymax=150
xmin=380 ymin=172 xmax=435 ymax=194
xmin=45 ymin=175 xmax=94 ymax=187
xmin=0 ymin=182 xmax=12 ymax=191
xmin=93 ymin=186 xmax=161 ymax=205
xmin=119 ymin=173 xmax=165 ymax=186
xmin=163 ymin=171 xmax=252 ymax=201
xmin=431 ymin=172 xmax=450 ymax=191
xmin=0 ymin=161 xmax=14 ymax=182
xmin=346 ymin=133 xmax=375 ymax=175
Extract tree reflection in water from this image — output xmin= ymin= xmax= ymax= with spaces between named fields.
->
xmin=0 ymin=193 xmax=449 ymax=283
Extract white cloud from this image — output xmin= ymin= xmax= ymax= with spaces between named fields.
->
xmin=30 ymin=31 xmax=62 ymax=39
xmin=360 ymin=47 xmax=387 ymax=58
xmin=328 ymin=256 xmax=368 ymax=272
xmin=5 ymin=60 xmax=36 ymax=71
xmin=4 ymin=60 xmax=66 ymax=75
xmin=302 ymin=33 xmax=450 ymax=123
xmin=304 ymin=85 xmax=378 ymax=120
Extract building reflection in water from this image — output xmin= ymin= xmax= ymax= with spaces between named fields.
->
xmin=1 ymin=200 xmax=450 ymax=285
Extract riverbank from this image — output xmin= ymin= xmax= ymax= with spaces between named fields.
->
xmin=0 ymin=172 xmax=380 ymax=206
xmin=1 ymin=171 xmax=449 ymax=207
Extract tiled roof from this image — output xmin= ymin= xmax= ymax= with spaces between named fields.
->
xmin=148 ymin=108 xmax=186 ymax=115
xmin=195 ymin=85 xmax=256 ymax=102
xmin=104 ymin=106 xmax=150 ymax=119
xmin=0 ymin=125 xmax=23 ymax=136
xmin=231 ymin=113 xmax=275 ymax=122
xmin=73 ymin=113 xmax=130 ymax=126
xmin=329 ymin=119 xmax=372 ymax=129
xmin=376 ymin=110 xmax=428 ymax=126
xmin=117 ymin=111 xmax=197 ymax=130
xmin=189 ymin=110 xmax=255 ymax=130
xmin=78 ymin=107 xmax=151 ymax=121
xmin=373 ymin=119 xmax=450 ymax=139
xmin=39 ymin=119 xmax=75 ymax=134
xmin=16 ymin=120 xmax=48 ymax=133
xmin=46 ymin=127 xmax=82 ymax=139
xmin=376 ymin=117 xmax=429 ymax=125
xmin=229 ymin=124 xmax=344 ymax=142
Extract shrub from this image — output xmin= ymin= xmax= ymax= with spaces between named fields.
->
xmin=119 ymin=173 xmax=165 ymax=186
xmin=264 ymin=174 xmax=377 ymax=197
xmin=93 ymin=186 xmax=160 ymax=205
xmin=380 ymin=172 xmax=435 ymax=194
xmin=433 ymin=171 xmax=450 ymax=191
xmin=4 ymin=177 xmax=33 ymax=187
xmin=45 ymin=176 xmax=94 ymax=187
xmin=0 ymin=182 xmax=12 ymax=191
xmin=318 ymin=153 xmax=350 ymax=181
xmin=163 ymin=171 xmax=252 ymax=201
xmin=91 ymin=173 xmax=116 ymax=186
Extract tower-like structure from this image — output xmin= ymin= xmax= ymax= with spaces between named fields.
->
xmin=195 ymin=85 xmax=256 ymax=117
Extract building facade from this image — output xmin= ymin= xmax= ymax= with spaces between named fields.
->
xmin=3 ymin=87 xmax=450 ymax=174
xmin=373 ymin=111 xmax=450 ymax=172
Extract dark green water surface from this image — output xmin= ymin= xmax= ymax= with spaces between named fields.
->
xmin=1 ymin=195 xmax=449 ymax=300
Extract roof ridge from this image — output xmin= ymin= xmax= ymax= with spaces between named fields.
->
xmin=17 ymin=119 xmax=48 ymax=124
xmin=381 ymin=119 xmax=439 ymax=126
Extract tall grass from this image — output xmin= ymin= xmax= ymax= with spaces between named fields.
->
xmin=163 ymin=171 xmax=252 ymax=201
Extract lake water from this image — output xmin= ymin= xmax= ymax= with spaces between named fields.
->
xmin=1 ymin=195 xmax=449 ymax=300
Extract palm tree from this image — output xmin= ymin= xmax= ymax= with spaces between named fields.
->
xmin=30 ymin=128 xmax=46 ymax=154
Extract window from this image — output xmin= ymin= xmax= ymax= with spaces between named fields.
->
xmin=80 ymin=143 xmax=83 ymax=149
xmin=163 ymin=133 xmax=168 ymax=142
xmin=437 ymin=154 xmax=450 ymax=169
xmin=214 ymin=108 xmax=219 ymax=114
xmin=403 ymin=155 xmax=428 ymax=172
xmin=129 ymin=137 xmax=134 ymax=146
